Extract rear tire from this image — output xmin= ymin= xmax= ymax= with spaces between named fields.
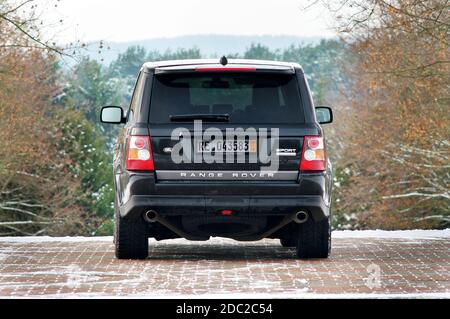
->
xmin=114 ymin=201 xmax=148 ymax=260
xmin=280 ymin=237 xmax=296 ymax=247
xmin=295 ymin=215 xmax=331 ymax=259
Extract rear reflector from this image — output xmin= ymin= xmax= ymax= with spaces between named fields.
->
xmin=126 ymin=136 xmax=154 ymax=171
xmin=195 ymin=67 xmax=256 ymax=72
xmin=300 ymin=136 xmax=326 ymax=172
xmin=221 ymin=209 xmax=234 ymax=216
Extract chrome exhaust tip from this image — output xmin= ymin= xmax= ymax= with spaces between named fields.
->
xmin=143 ymin=210 xmax=158 ymax=223
xmin=293 ymin=211 xmax=309 ymax=224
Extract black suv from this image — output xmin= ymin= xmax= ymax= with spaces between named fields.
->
xmin=101 ymin=58 xmax=333 ymax=260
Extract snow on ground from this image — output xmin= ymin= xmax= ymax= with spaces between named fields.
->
xmin=332 ymin=229 xmax=450 ymax=239
xmin=0 ymin=229 xmax=448 ymax=242
xmin=14 ymin=288 xmax=446 ymax=300
xmin=30 ymin=292 xmax=448 ymax=299
xmin=0 ymin=236 xmax=114 ymax=242
xmin=0 ymin=230 xmax=448 ymax=299
xmin=0 ymin=248 xmax=15 ymax=262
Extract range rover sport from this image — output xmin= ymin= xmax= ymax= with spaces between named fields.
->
xmin=101 ymin=58 xmax=333 ymax=259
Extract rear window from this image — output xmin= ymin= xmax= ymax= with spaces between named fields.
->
xmin=149 ymin=72 xmax=305 ymax=124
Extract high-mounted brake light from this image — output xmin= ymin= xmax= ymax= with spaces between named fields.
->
xmin=126 ymin=136 xmax=154 ymax=171
xmin=195 ymin=66 xmax=256 ymax=72
xmin=300 ymin=136 xmax=326 ymax=172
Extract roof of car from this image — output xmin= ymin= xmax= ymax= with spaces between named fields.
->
xmin=142 ymin=59 xmax=302 ymax=72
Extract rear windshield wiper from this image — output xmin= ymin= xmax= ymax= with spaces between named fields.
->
xmin=169 ymin=114 xmax=230 ymax=122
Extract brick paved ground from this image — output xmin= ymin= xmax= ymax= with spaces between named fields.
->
xmin=0 ymin=231 xmax=448 ymax=298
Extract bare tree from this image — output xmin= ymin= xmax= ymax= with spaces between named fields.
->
xmin=0 ymin=0 xmax=71 ymax=55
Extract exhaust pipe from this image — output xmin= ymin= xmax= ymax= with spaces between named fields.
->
xmin=142 ymin=209 xmax=308 ymax=241
xmin=142 ymin=210 xmax=207 ymax=240
xmin=293 ymin=211 xmax=309 ymax=224
xmin=247 ymin=210 xmax=310 ymax=240
xmin=143 ymin=210 xmax=158 ymax=223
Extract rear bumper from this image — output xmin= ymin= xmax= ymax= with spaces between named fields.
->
xmin=117 ymin=171 xmax=332 ymax=240
xmin=120 ymin=194 xmax=330 ymax=222
xmin=117 ymin=168 xmax=332 ymax=224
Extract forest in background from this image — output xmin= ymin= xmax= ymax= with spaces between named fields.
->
xmin=0 ymin=0 xmax=448 ymax=236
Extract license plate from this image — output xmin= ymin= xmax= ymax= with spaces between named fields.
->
xmin=197 ymin=140 xmax=257 ymax=153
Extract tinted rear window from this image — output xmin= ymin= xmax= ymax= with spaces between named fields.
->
xmin=149 ymin=73 xmax=304 ymax=124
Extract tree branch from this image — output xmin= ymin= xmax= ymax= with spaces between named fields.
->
xmin=0 ymin=12 xmax=68 ymax=56
xmin=382 ymin=192 xmax=450 ymax=200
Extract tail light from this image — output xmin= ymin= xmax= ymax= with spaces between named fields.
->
xmin=126 ymin=136 xmax=154 ymax=171
xmin=300 ymin=136 xmax=326 ymax=172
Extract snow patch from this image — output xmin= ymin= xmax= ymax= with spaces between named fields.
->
xmin=9 ymin=291 xmax=450 ymax=300
xmin=0 ymin=229 xmax=448 ymax=243
xmin=66 ymin=265 xmax=101 ymax=288
xmin=0 ymin=236 xmax=114 ymax=243
xmin=332 ymin=229 xmax=450 ymax=239
xmin=0 ymin=248 xmax=15 ymax=262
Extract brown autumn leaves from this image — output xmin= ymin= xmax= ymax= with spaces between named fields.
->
xmin=329 ymin=0 xmax=449 ymax=228
xmin=0 ymin=5 xmax=90 ymax=236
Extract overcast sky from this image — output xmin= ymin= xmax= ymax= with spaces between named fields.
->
xmin=40 ymin=0 xmax=336 ymax=43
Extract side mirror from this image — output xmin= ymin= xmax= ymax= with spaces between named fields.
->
xmin=315 ymin=106 xmax=333 ymax=124
xmin=101 ymin=106 xmax=125 ymax=124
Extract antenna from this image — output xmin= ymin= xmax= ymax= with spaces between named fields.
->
xmin=220 ymin=56 xmax=228 ymax=66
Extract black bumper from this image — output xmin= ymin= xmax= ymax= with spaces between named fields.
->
xmin=117 ymin=170 xmax=332 ymax=225
xmin=120 ymin=194 xmax=330 ymax=222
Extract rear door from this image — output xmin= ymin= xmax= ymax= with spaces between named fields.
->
xmin=148 ymin=69 xmax=319 ymax=181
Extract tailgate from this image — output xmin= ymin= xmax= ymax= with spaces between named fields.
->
xmin=150 ymin=124 xmax=320 ymax=181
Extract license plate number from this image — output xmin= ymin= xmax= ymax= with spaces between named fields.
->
xmin=197 ymin=140 xmax=257 ymax=153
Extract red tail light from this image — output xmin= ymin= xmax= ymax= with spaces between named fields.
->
xmin=126 ymin=136 xmax=154 ymax=171
xmin=300 ymin=136 xmax=326 ymax=172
